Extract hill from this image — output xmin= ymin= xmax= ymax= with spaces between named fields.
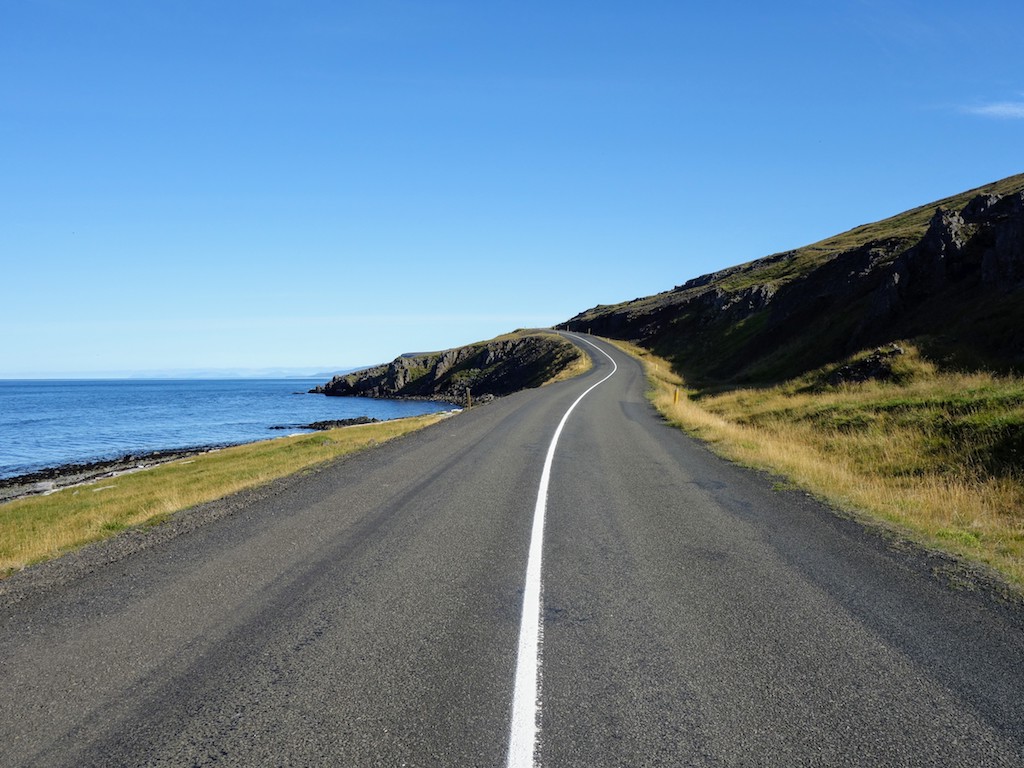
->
xmin=561 ymin=173 xmax=1024 ymax=388
xmin=562 ymin=173 xmax=1024 ymax=589
xmin=312 ymin=331 xmax=586 ymax=403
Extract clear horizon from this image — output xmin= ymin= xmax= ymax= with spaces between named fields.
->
xmin=0 ymin=366 xmax=366 ymax=381
xmin=3 ymin=2 xmax=1022 ymax=377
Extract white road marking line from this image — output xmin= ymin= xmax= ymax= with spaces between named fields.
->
xmin=506 ymin=334 xmax=618 ymax=768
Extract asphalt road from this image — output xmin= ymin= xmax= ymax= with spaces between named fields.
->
xmin=2 ymin=334 xmax=1023 ymax=766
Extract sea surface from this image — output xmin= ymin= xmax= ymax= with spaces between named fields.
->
xmin=0 ymin=379 xmax=455 ymax=480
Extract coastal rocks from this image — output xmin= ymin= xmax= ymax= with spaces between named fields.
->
xmin=312 ymin=333 xmax=582 ymax=402
xmin=0 ymin=448 xmax=218 ymax=504
xmin=305 ymin=417 xmax=380 ymax=430
xmin=269 ymin=416 xmax=380 ymax=431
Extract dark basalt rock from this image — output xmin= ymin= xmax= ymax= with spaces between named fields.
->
xmin=269 ymin=416 xmax=380 ymax=431
xmin=312 ymin=334 xmax=580 ymax=402
xmin=559 ymin=179 xmax=1024 ymax=385
xmin=825 ymin=345 xmax=905 ymax=386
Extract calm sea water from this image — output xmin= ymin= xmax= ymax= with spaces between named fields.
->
xmin=0 ymin=379 xmax=455 ymax=480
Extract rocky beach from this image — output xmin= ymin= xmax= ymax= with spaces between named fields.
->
xmin=0 ymin=417 xmax=398 ymax=505
xmin=0 ymin=447 xmax=221 ymax=505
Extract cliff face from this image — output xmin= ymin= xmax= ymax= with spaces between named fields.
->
xmin=313 ymin=333 xmax=582 ymax=401
xmin=561 ymin=174 xmax=1024 ymax=386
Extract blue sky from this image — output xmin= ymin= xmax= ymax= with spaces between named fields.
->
xmin=3 ymin=1 xmax=1021 ymax=377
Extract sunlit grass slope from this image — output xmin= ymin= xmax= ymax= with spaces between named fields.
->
xmin=613 ymin=339 xmax=1024 ymax=592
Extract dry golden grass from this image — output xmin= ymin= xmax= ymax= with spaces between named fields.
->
xmin=609 ymin=338 xmax=1024 ymax=590
xmin=0 ymin=414 xmax=448 ymax=576
xmin=544 ymin=334 xmax=593 ymax=383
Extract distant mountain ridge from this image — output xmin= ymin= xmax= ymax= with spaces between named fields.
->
xmin=560 ymin=173 xmax=1024 ymax=387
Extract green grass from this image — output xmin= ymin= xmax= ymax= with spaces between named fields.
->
xmin=0 ymin=414 xmax=448 ymax=576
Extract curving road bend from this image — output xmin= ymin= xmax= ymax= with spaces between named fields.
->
xmin=1 ymin=334 xmax=1023 ymax=766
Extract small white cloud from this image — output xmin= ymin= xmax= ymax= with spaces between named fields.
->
xmin=965 ymin=101 xmax=1024 ymax=119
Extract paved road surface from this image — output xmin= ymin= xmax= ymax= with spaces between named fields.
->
xmin=1 ymin=334 xmax=1023 ymax=766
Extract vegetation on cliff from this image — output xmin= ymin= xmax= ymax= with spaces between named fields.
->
xmin=313 ymin=331 xmax=588 ymax=402
xmin=564 ymin=173 xmax=1024 ymax=388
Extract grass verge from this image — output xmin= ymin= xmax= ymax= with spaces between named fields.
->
xmin=543 ymin=331 xmax=593 ymax=383
xmin=609 ymin=338 xmax=1024 ymax=592
xmin=0 ymin=414 xmax=448 ymax=576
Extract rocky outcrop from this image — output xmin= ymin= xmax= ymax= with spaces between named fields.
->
xmin=893 ymin=191 xmax=1024 ymax=294
xmin=824 ymin=345 xmax=905 ymax=386
xmin=312 ymin=333 xmax=582 ymax=402
xmin=560 ymin=174 xmax=1024 ymax=385
xmin=269 ymin=417 xmax=380 ymax=430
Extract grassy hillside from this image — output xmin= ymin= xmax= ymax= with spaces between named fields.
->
xmin=719 ymin=172 xmax=1024 ymax=293
xmin=564 ymin=173 xmax=1024 ymax=389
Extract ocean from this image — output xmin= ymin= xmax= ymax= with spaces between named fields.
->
xmin=0 ymin=378 xmax=455 ymax=480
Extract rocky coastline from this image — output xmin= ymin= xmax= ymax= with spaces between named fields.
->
xmin=0 ymin=417 xmax=391 ymax=505
xmin=4 ymin=334 xmax=579 ymax=506
xmin=268 ymin=416 xmax=384 ymax=431
xmin=0 ymin=447 xmax=225 ymax=505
